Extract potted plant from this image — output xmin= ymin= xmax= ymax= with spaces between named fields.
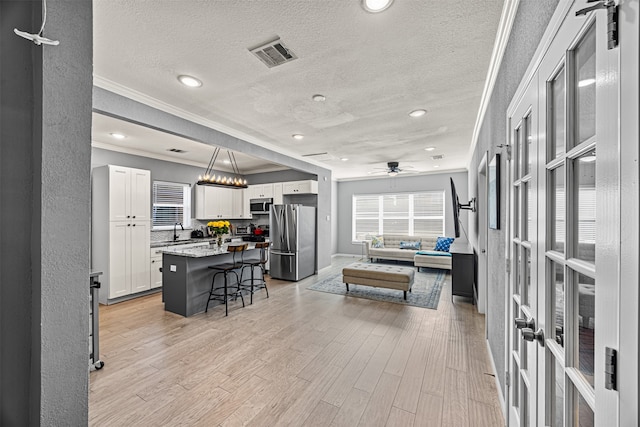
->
xmin=207 ymin=220 xmax=230 ymax=248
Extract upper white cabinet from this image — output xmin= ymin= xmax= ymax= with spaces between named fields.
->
xmin=106 ymin=165 xmax=151 ymax=221
xmin=247 ymin=184 xmax=274 ymax=199
xmin=195 ymin=186 xmax=248 ymax=219
xmin=282 ymin=180 xmax=318 ymax=195
xmin=273 ymin=182 xmax=284 ymax=205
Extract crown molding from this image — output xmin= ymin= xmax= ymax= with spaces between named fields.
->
xmin=467 ymin=0 xmax=521 ymax=168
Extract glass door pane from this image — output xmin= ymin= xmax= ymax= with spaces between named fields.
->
xmin=574 ymin=26 xmax=596 ymax=145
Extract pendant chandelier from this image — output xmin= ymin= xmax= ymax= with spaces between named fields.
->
xmin=197 ymin=147 xmax=248 ymax=189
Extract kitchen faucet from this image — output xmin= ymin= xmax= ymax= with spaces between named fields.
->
xmin=174 ymin=222 xmax=184 ymax=241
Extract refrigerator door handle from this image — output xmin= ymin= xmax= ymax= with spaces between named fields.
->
xmin=271 ymin=251 xmax=295 ymax=256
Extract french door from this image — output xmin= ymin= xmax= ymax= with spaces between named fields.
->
xmin=507 ymin=1 xmax=620 ymax=425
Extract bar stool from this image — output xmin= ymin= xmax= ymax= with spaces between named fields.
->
xmin=239 ymin=241 xmax=270 ymax=304
xmin=205 ymin=243 xmax=247 ymax=316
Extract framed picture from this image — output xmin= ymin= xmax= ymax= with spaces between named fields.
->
xmin=489 ymin=153 xmax=500 ymax=230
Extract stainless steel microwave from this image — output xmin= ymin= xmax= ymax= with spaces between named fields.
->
xmin=249 ymin=198 xmax=273 ymax=215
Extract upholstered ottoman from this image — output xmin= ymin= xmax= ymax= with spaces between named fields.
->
xmin=342 ymin=262 xmax=415 ymax=300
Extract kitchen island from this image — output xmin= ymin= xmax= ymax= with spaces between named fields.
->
xmin=162 ymin=244 xmax=264 ymax=317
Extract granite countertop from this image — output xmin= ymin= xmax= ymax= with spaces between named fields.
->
xmin=150 ymin=237 xmax=226 ymax=248
xmin=162 ymin=243 xmax=263 ymax=258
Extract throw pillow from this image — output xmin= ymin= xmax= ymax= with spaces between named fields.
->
xmin=371 ymin=235 xmax=385 ymax=248
xmin=434 ymin=236 xmax=455 ymax=252
xmin=399 ymin=241 xmax=421 ymax=250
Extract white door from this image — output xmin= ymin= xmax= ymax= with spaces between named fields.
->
xmin=109 ymin=166 xmax=130 ymax=222
xmin=507 ymin=1 xmax=621 ymax=425
xmin=109 ymin=222 xmax=130 ymax=298
xmin=507 ymin=78 xmax=539 ymax=427
xmin=130 ymin=168 xmax=150 ymax=220
xmin=130 ymin=221 xmax=151 ymax=293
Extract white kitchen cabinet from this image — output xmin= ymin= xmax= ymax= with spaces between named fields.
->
xmin=150 ymin=248 xmax=163 ymax=289
xmin=92 ymin=164 xmax=152 ymax=304
xmin=247 ymin=184 xmax=274 ymax=199
xmin=104 ymin=221 xmax=151 ymax=300
xmin=196 ymin=185 xmax=248 ymax=219
xmin=282 ymin=180 xmax=318 ymax=195
xmin=273 ymin=182 xmax=283 ymax=204
xmin=102 ymin=165 xmax=150 ymax=222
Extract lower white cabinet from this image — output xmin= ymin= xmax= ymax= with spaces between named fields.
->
xmin=150 ymin=248 xmax=163 ymax=289
xmin=101 ymin=221 xmax=151 ymax=302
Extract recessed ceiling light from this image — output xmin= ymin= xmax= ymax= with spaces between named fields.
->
xmin=177 ymin=75 xmax=202 ymax=88
xmin=409 ymin=109 xmax=427 ymax=118
xmin=109 ymin=132 xmax=126 ymax=140
xmin=292 ymin=134 xmax=304 ymax=140
xmin=362 ymin=0 xmax=394 ymax=13
xmin=433 ymin=165 xmax=440 ymax=168
xmin=424 ymin=147 xmax=436 ymax=152
xmin=341 ymin=157 xmax=349 ymax=161
xmin=222 ymin=159 xmax=231 ymax=164
xmin=312 ymin=94 xmax=326 ymax=102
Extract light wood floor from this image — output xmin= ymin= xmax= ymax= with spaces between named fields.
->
xmin=89 ymin=256 xmax=504 ymax=426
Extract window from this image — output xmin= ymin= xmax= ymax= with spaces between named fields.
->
xmin=352 ymin=191 xmax=444 ymax=241
xmin=152 ymin=181 xmax=191 ymax=230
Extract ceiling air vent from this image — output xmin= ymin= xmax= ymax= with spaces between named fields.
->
xmin=303 ymin=152 xmax=335 ymax=162
xmin=249 ymin=38 xmax=298 ymax=68
xmin=167 ymin=148 xmax=187 ymax=154
xmin=432 ymin=154 xmax=444 ymax=160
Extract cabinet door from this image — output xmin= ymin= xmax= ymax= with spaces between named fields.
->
xmin=109 ymin=166 xmax=131 ymax=221
xmin=246 ymin=185 xmax=260 ymax=199
xmin=109 ymin=222 xmax=130 ymax=298
xmin=130 ymin=168 xmax=150 ymax=220
xmin=232 ymin=189 xmax=247 ymax=218
xmin=130 ymin=221 xmax=151 ymax=293
xmin=150 ymin=254 xmax=163 ymax=289
xmin=282 ymin=181 xmax=300 ymax=195
xmin=261 ymin=184 xmax=274 ymax=198
xmin=273 ymin=183 xmax=283 ymax=204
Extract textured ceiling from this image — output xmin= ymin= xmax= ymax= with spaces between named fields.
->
xmin=93 ymin=0 xmax=504 ymax=179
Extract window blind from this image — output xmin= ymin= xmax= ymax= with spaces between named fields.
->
xmin=352 ymin=191 xmax=444 ymax=240
xmin=152 ymin=181 xmax=191 ymax=229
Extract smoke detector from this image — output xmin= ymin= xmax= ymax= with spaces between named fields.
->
xmin=249 ymin=38 xmax=298 ymax=68
xmin=432 ymin=154 xmax=444 ymax=160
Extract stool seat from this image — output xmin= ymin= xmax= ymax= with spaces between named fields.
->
xmin=205 ymin=244 xmax=247 ymax=316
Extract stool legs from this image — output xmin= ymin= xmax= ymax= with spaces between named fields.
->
xmin=240 ymin=264 xmax=269 ymax=305
xmin=205 ymin=270 xmax=244 ymax=316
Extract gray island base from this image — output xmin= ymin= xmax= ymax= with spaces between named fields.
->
xmin=162 ymin=245 xmax=263 ymax=317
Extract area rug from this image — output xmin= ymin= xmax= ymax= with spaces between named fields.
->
xmin=307 ymin=267 xmax=447 ymax=309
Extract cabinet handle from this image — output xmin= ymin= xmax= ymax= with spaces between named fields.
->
xmin=133 ymin=215 xmax=136 ymax=218
xmin=127 ymin=224 xmax=131 ymax=226
xmin=132 ymin=224 xmax=136 ymax=227
xmin=152 ymin=260 xmax=155 ymax=263
xmin=127 ymin=215 xmax=131 ymax=218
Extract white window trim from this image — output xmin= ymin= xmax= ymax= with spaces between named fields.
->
xmin=152 ymin=181 xmax=192 ymax=230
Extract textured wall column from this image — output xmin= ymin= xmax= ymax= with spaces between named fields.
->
xmin=0 ymin=0 xmax=92 ymax=424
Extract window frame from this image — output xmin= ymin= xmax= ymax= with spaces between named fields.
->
xmin=151 ymin=180 xmax=192 ymax=230
xmin=351 ymin=190 xmax=445 ymax=242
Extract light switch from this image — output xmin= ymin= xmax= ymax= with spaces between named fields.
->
xmin=170 ymin=265 xmax=177 ymax=272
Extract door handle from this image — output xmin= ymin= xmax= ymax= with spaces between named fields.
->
xmin=522 ymin=328 xmax=545 ymax=346
xmin=515 ymin=317 xmax=535 ymax=329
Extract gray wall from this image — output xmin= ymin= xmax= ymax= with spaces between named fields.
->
xmin=336 ymin=171 xmax=469 ymax=255
xmin=467 ymin=0 xmax=559 ymax=396
xmin=0 ymin=0 xmax=92 ymax=424
xmin=92 ymin=89 xmax=333 ymax=270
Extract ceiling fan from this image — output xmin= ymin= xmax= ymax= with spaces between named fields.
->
xmin=368 ymin=161 xmax=418 ymax=177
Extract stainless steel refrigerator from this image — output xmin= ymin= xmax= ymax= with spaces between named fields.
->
xmin=269 ymin=205 xmax=316 ymax=281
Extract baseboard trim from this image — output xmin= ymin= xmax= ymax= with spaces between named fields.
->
xmin=485 ymin=338 xmax=507 ymax=422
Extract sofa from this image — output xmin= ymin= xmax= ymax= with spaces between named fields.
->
xmin=363 ymin=234 xmax=452 ymax=270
